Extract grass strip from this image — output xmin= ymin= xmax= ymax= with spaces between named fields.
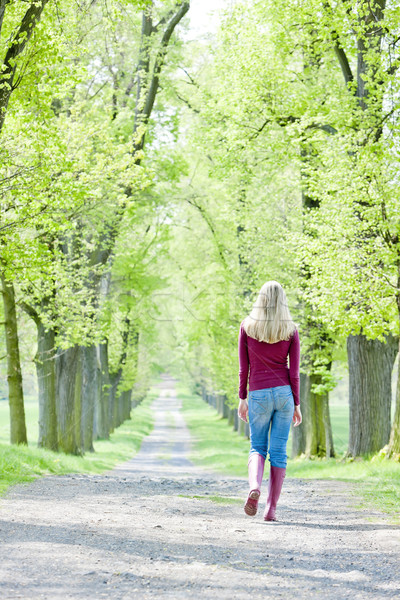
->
xmin=178 ymin=494 xmax=242 ymax=505
xmin=0 ymin=388 xmax=156 ymax=496
xmin=179 ymin=384 xmax=400 ymax=522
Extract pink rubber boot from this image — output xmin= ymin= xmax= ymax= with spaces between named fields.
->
xmin=244 ymin=453 xmax=265 ymax=516
xmin=263 ymin=465 xmax=286 ymax=521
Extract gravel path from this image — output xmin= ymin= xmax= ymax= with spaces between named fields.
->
xmin=1 ymin=376 xmax=399 ymax=599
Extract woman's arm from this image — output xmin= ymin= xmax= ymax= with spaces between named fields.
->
xmin=238 ymin=324 xmax=249 ymax=400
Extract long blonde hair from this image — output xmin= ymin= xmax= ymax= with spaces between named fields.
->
xmin=243 ymin=281 xmax=296 ymax=343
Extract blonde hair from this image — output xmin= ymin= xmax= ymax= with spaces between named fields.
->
xmin=243 ymin=281 xmax=296 ymax=343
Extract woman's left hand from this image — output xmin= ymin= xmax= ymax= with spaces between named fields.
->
xmin=293 ymin=405 xmax=302 ymax=427
xmin=238 ymin=399 xmax=248 ymax=423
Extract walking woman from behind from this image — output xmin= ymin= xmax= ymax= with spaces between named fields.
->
xmin=238 ymin=281 xmax=302 ymax=521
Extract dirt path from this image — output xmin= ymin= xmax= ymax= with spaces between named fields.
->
xmin=1 ymin=376 xmax=399 ymax=599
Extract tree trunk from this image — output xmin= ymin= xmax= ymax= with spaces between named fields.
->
xmin=306 ymin=373 xmax=335 ymax=458
xmin=56 ymin=345 xmax=80 ymax=454
xmin=387 ymin=292 xmax=400 ymax=457
xmin=117 ymin=384 xmax=126 ymax=427
xmin=110 ymin=370 xmax=122 ymax=429
xmin=299 ymin=137 xmax=335 ymax=458
xmin=291 ymin=371 xmax=308 ymax=457
xmin=292 ymin=369 xmax=334 ymax=458
xmin=387 ymin=391 xmax=400 ymax=457
xmin=109 ymin=310 xmax=131 ymax=430
xmin=347 ymin=333 xmax=398 ymax=456
xmin=1 ymin=276 xmax=27 ymax=445
xmin=99 ymin=341 xmax=111 ymax=437
xmin=74 ymin=350 xmax=83 ymax=452
xmin=122 ymin=388 xmax=132 ymax=422
xmin=387 ymin=337 xmax=400 ymax=457
xmin=222 ymin=396 xmax=230 ymax=419
xmin=216 ymin=394 xmax=224 ymax=416
xmin=35 ymin=323 xmax=57 ymax=450
xmin=108 ymin=372 xmax=116 ymax=434
xmin=238 ymin=417 xmax=246 ymax=437
xmin=234 ymin=408 xmax=239 ymax=432
xmin=94 ymin=343 xmax=109 ymax=439
xmin=80 ymin=344 xmax=97 ymax=452
xmin=323 ymin=388 xmax=335 ymax=459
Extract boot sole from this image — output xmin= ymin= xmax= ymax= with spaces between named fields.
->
xmin=244 ymin=490 xmax=260 ymax=516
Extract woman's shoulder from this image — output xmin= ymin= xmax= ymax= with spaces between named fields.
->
xmin=240 ymin=319 xmax=254 ymax=341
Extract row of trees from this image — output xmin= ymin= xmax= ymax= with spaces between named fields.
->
xmin=150 ymin=0 xmax=400 ymax=459
xmin=3 ymin=0 xmax=400 ymax=461
xmin=1 ymin=0 xmax=190 ymax=453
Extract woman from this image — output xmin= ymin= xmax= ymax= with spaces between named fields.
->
xmin=238 ymin=280 xmax=302 ymax=521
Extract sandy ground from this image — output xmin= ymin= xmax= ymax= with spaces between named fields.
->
xmin=0 ymin=376 xmax=399 ymax=599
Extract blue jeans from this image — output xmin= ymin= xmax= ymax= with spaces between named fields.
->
xmin=248 ymin=385 xmax=294 ymax=469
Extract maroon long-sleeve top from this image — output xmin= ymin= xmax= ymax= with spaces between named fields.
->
xmin=238 ymin=322 xmax=300 ymax=405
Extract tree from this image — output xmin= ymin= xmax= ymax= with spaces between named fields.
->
xmin=169 ymin=0 xmax=336 ymax=453
xmin=1 ymin=0 xmax=190 ymax=453
xmin=291 ymin=0 xmax=400 ymax=455
xmin=0 ymin=0 xmax=53 ymax=446
xmin=206 ymin=0 xmax=400 ymax=456
xmin=1 ymin=275 xmax=27 ymax=444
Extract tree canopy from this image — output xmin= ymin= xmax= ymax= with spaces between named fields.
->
xmin=2 ymin=0 xmax=400 ymax=458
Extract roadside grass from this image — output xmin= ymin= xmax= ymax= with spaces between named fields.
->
xmin=178 ymin=494 xmax=242 ymax=505
xmin=179 ymin=385 xmax=400 ymax=522
xmin=0 ymin=389 xmax=156 ymax=496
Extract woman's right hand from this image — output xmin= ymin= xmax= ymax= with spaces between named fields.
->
xmin=238 ymin=399 xmax=248 ymax=423
xmin=293 ymin=405 xmax=302 ymax=427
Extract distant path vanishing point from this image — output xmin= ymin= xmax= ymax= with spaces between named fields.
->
xmin=0 ymin=375 xmax=399 ymax=599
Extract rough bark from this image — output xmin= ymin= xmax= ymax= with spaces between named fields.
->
xmin=95 ymin=343 xmax=110 ymax=439
xmin=291 ymin=372 xmax=308 ymax=457
xmin=35 ymin=323 xmax=57 ymax=450
xmin=387 ymin=288 xmax=400 ymax=457
xmin=238 ymin=417 xmax=250 ymax=439
xmin=98 ymin=341 xmax=113 ymax=435
xmin=121 ymin=388 xmax=132 ymax=422
xmin=347 ymin=334 xmax=398 ymax=456
xmin=234 ymin=408 xmax=239 ymax=432
xmin=109 ymin=310 xmax=133 ymax=430
xmin=80 ymin=344 xmax=97 ymax=452
xmin=306 ymin=373 xmax=335 ymax=458
xmin=74 ymin=352 xmax=83 ymax=452
xmin=109 ymin=370 xmax=122 ymax=429
xmin=20 ymin=299 xmax=58 ymax=451
xmin=56 ymin=345 xmax=80 ymax=455
xmin=222 ymin=396 xmax=230 ymax=419
xmin=1 ymin=276 xmax=27 ymax=444
xmin=117 ymin=385 xmax=125 ymax=427
xmin=387 ymin=341 xmax=400 ymax=457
